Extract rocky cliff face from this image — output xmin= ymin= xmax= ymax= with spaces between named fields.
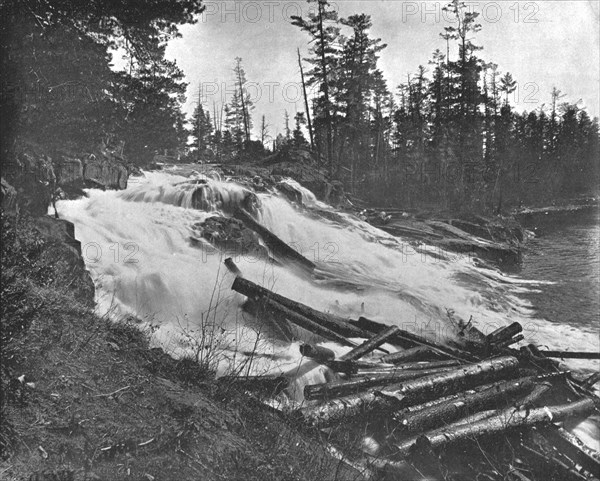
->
xmin=2 ymin=147 xmax=129 ymax=216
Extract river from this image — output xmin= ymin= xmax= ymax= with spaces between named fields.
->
xmin=54 ymin=168 xmax=599 ymax=447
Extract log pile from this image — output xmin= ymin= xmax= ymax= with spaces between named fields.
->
xmin=227 ymin=264 xmax=600 ymax=480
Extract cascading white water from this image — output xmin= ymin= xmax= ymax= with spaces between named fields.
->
xmin=56 ymin=169 xmax=599 ymax=444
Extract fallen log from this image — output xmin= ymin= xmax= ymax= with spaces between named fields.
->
xmin=394 ymin=398 xmax=595 ymax=457
xmin=487 ymin=322 xmax=523 ymax=345
xmin=378 ymin=356 xmax=520 ymax=406
xmin=537 ymin=350 xmax=600 ymax=360
xmin=380 ymin=346 xmax=444 ymax=363
xmin=233 ymin=208 xmax=315 ymax=271
xmin=536 ymin=424 xmax=600 ymax=477
xmin=304 ymin=366 xmax=458 ymax=401
xmin=295 ymin=390 xmax=390 ymax=427
xmin=299 ymin=344 xmax=336 ymax=362
xmin=350 ymin=316 xmax=479 ymax=362
xmin=297 ymin=356 xmax=519 ymax=426
xmin=372 ymin=359 xmax=461 ymax=371
xmin=264 ymin=299 xmax=358 ymax=348
xmin=232 ymin=277 xmax=372 ymax=339
xmin=339 ymin=325 xmax=399 ymax=361
xmin=392 ymin=376 xmax=539 ymax=433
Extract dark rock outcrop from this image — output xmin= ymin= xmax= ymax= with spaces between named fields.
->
xmin=3 ymin=145 xmax=130 ymax=216
xmin=191 ymin=216 xmax=270 ymax=261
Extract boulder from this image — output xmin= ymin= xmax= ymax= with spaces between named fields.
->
xmin=192 ymin=216 xmax=270 ymax=261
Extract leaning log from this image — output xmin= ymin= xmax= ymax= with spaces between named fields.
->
xmin=304 ymin=366 xmax=458 ymax=401
xmin=263 ymin=299 xmax=358 ymax=348
xmin=297 ymin=356 xmax=519 ymax=426
xmin=392 ymin=376 xmax=538 ymax=433
xmin=394 ymin=398 xmax=595 ymax=457
xmin=233 ymin=208 xmax=315 ymax=271
xmin=350 ymin=316 xmax=479 ymax=362
xmin=232 ymin=277 xmax=371 ymax=339
xmin=339 ymin=326 xmax=400 ymax=361
xmin=378 ymin=356 xmax=520 ymax=406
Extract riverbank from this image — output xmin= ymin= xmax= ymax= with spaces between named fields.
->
xmin=0 ymin=212 xmax=365 ymax=481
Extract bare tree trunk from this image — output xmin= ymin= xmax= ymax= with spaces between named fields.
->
xmin=298 ymin=48 xmax=314 ymax=151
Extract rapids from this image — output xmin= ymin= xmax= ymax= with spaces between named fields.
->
xmin=55 ymin=169 xmax=599 ymax=444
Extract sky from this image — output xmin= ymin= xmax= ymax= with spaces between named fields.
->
xmin=165 ymin=0 xmax=600 ymax=138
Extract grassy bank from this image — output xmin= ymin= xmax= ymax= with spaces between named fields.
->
xmin=0 ymin=212 xmax=364 ymax=481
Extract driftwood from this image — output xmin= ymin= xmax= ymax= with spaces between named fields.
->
xmin=299 ymin=344 xmax=336 ymax=362
xmin=338 ymin=325 xmax=399 ymax=361
xmin=392 ymin=376 xmax=539 ymax=433
xmin=232 ymin=277 xmax=372 ymax=339
xmin=380 ymin=346 xmax=444 ymax=363
xmin=350 ymin=316 xmax=479 ymax=362
xmin=393 ymin=398 xmax=595 ymax=457
xmin=304 ymin=366 xmax=458 ymax=401
xmin=297 ymin=356 xmax=519 ymax=426
xmin=233 ymin=208 xmax=315 ymax=270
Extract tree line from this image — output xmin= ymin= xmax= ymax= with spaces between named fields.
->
xmin=288 ymin=0 xmax=599 ymax=210
xmin=2 ymin=0 xmax=597 ymax=211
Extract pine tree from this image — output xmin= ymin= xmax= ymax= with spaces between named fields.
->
xmin=292 ymin=0 xmax=340 ymax=175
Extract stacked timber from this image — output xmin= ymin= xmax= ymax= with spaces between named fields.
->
xmin=226 ymin=262 xmax=600 ymax=480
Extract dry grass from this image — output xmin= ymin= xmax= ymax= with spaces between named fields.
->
xmin=0 ymin=212 xmax=366 ymax=481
